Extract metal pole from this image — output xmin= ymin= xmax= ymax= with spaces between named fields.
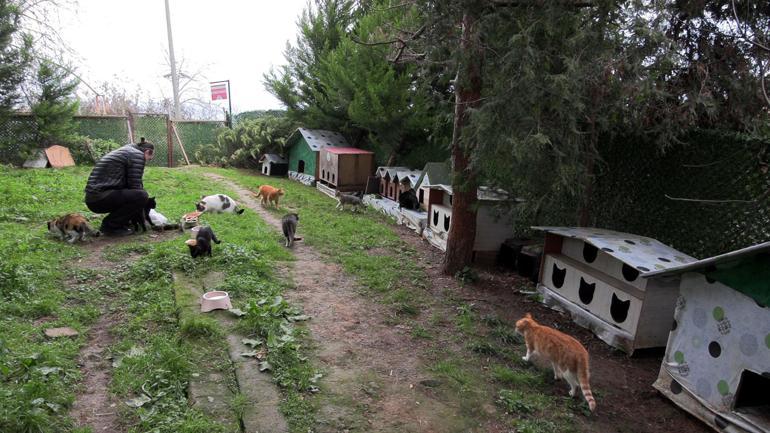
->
xmin=164 ymin=0 xmax=181 ymax=120
xmin=227 ymin=80 xmax=232 ymax=128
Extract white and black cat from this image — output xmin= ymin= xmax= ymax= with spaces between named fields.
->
xmin=185 ymin=226 xmax=221 ymax=258
xmin=281 ymin=213 xmax=302 ymax=247
xmin=196 ymin=194 xmax=245 ymax=214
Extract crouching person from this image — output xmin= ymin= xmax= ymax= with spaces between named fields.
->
xmin=84 ymin=137 xmax=154 ymax=236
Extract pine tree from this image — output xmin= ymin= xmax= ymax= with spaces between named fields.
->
xmin=0 ymin=0 xmax=31 ymax=119
xmin=31 ymin=60 xmax=79 ymax=147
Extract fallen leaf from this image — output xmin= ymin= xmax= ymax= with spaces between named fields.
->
xmin=37 ymin=366 xmax=61 ymax=376
xmin=287 ymin=314 xmax=311 ymax=322
xmin=229 ymin=308 xmax=246 ymax=317
xmin=240 ymin=351 xmax=258 ymax=358
xmin=241 ymin=338 xmax=262 ymax=348
xmin=258 ymin=361 xmax=271 ymax=372
xmin=124 ymin=394 xmax=152 ymax=408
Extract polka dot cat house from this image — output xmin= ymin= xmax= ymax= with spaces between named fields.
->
xmin=534 ymin=227 xmax=697 ymax=354
xmin=644 ymin=242 xmax=770 ymax=433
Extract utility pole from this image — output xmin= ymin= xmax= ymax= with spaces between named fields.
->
xmin=164 ymin=0 xmax=181 ymax=120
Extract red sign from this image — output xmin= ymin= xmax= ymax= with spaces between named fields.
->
xmin=211 ymin=83 xmax=228 ymax=100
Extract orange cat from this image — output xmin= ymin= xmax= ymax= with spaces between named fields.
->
xmin=515 ymin=313 xmax=596 ymax=412
xmin=254 ymin=185 xmax=285 ymax=208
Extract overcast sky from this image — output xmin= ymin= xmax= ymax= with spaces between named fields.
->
xmin=57 ymin=0 xmax=307 ymax=114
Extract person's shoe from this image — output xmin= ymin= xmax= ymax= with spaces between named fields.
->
xmin=102 ymin=227 xmax=134 ymax=237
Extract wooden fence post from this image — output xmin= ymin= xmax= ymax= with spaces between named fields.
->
xmin=127 ymin=112 xmax=135 ymax=143
xmin=166 ymin=115 xmax=174 ymax=167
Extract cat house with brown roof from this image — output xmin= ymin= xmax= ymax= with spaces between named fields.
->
xmin=318 ymin=147 xmax=374 ymax=193
xmin=644 ymin=242 xmax=770 ymax=433
xmin=534 ymin=227 xmax=697 ymax=354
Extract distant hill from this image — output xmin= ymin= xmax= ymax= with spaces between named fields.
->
xmin=234 ymin=110 xmax=287 ymax=122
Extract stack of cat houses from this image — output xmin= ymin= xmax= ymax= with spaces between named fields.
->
xmin=534 ymin=227 xmax=697 ymax=354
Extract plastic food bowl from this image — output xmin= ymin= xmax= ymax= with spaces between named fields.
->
xmin=200 ymin=291 xmax=232 ymax=312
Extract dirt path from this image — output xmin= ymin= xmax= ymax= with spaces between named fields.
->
xmin=69 ymin=231 xmax=177 ymax=432
xmin=203 ymin=173 xmax=493 ymax=433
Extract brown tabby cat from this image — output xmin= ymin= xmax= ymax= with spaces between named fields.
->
xmin=47 ymin=213 xmax=101 ymax=243
xmin=254 ymin=185 xmax=284 ymax=208
xmin=515 ymin=313 xmax=596 ymax=412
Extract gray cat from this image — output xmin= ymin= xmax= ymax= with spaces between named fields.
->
xmin=335 ymin=191 xmax=363 ymax=212
xmin=281 ymin=213 xmax=301 ymax=247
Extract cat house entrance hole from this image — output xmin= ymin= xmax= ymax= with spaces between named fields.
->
xmin=734 ymin=370 xmax=770 ymax=425
xmin=297 ymin=160 xmax=305 ymax=173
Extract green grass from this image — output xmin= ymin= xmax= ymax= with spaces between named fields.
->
xmin=0 ymin=166 xmax=316 ymax=433
xmin=195 ymin=168 xmax=428 ymax=314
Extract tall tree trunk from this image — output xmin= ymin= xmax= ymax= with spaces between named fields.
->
xmin=443 ymin=8 xmax=483 ymax=275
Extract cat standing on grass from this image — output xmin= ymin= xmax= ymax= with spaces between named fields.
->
xmin=335 ymin=191 xmax=363 ymax=212
xmin=47 ymin=213 xmax=101 ymax=243
xmin=185 ymin=226 xmax=221 ymax=258
xmin=254 ymin=185 xmax=284 ymax=208
xmin=196 ymin=194 xmax=245 ymax=214
xmin=515 ymin=313 xmax=596 ymax=412
xmin=281 ymin=213 xmax=302 ymax=247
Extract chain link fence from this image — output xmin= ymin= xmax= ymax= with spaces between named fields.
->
xmin=0 ymin=112 xmax=224 ymax=168
xmin=530 ymin=130 xmax=770 ymax=258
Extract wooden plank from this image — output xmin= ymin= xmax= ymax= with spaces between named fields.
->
xmin=166 ymin=116 xmax=174 ymax=167
xmin=171 ymin=122 xmax=191 ymax=165
xmin=45 ymin=145 xmax=75 ymax=167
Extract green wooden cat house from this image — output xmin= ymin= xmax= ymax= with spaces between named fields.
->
xmin=285 ymin=128 xmax=347 ymax=186
xmin=644 ymin=242 xmax=770 ymax=433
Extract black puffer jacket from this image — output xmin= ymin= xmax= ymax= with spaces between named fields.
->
xmin=84 ymin=144 xmax=146 ymax=200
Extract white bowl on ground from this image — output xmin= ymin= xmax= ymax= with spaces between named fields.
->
xmin=200 ymin=291 xmax=232 ymax=312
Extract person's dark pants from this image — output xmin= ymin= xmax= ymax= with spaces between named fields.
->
xmin=86 ymin=189 xmax=148 ymax=232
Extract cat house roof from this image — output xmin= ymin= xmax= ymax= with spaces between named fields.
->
xmin=376 ymin=166 xmax=409 ymax=178
xmin=325 ymin=147 xmax=373 ymax=155
xmin=533 ymin=227 xmax=697 ymax=275
xmin=416 ymin=162 xmax=451 ymax=189
xmin=642 ymin=241 xmax=770 ymax=278
xmin=424 ymin=184 xmax=514 ymax=202
xmin=289 ymin=128 xmax=348 ymax=151
xmin=258 ymin=154 xmax=288 ymax=164
xmin=394 ymin=170 xmax=423 ymax=187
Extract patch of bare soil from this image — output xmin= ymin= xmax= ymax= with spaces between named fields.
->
xmin=203 ymin=173 xmax=495 ymax=433
xmin=391 ymin=224 xmax=711 ymax=433
xmin=69 ymin=230 xmax=179 ymax=432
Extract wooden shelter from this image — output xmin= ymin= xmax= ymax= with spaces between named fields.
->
xmin=415 ymin=162 xmax=451 ymax=211
xmin=23 ymin=145 xmax=75 ymax=168
xmin=318 ymin=147 xmax=375 ymax=192
xmin=285 ymin=128 xmax=347 ymax=185
xmin=375 ymin=166 xmax=408 ymax=201
xmin=258 ymin=154 xmax=288 ymax=177
xmin=645 ymin=242 xmax=770 ymax=433
xmin=534 ymin=227 xmax=697 ymax=354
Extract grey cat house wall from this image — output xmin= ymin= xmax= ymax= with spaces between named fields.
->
xmin=644 ymin=242 xmax=770 ymax=433
xmin=534 ymin=227 xmax=697 ymax=354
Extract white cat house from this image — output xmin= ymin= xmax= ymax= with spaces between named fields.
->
xmin=534 ymin=227 xmax=697 ymax=354
xmin=645 ymin=242 xmax=770 ymax=433
xmin=425 ymin=184 xmax=515 ymax=264
xmin=258 ymin=154 xmax=288 ymax=177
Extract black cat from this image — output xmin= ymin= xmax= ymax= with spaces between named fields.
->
xmin=129 ymin=196 xmax=157 ymax=232
xmin=185 ymin=226 xmax=221 ymax=258
xmin=398 ymin=189 xmax=420 ymax=211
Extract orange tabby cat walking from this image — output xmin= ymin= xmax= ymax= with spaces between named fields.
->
xmin=515 ymin=313 xmax=596 ymax=412
xmin=254 ymin=185 xmax=285 ymax=208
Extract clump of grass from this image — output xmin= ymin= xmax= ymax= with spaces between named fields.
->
xmin=455 ymin=266 xmax=479 ymax=284
xmin=410 ymin=325 xmax=432 ymax=339
xmin=387 ymin=288 xmax=420 ymax=317
xmin=491 ymin=365 xmax=543 ymax=387
xmin=455 ymin=303 xmax=476 ymax=334
xmin=180 ymin=316 xmax=221 ymax=338
xmin=497 ymin=389 xmax=551 ymax=414
xmin=468 ymin=340 xmax=501 ymax=356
